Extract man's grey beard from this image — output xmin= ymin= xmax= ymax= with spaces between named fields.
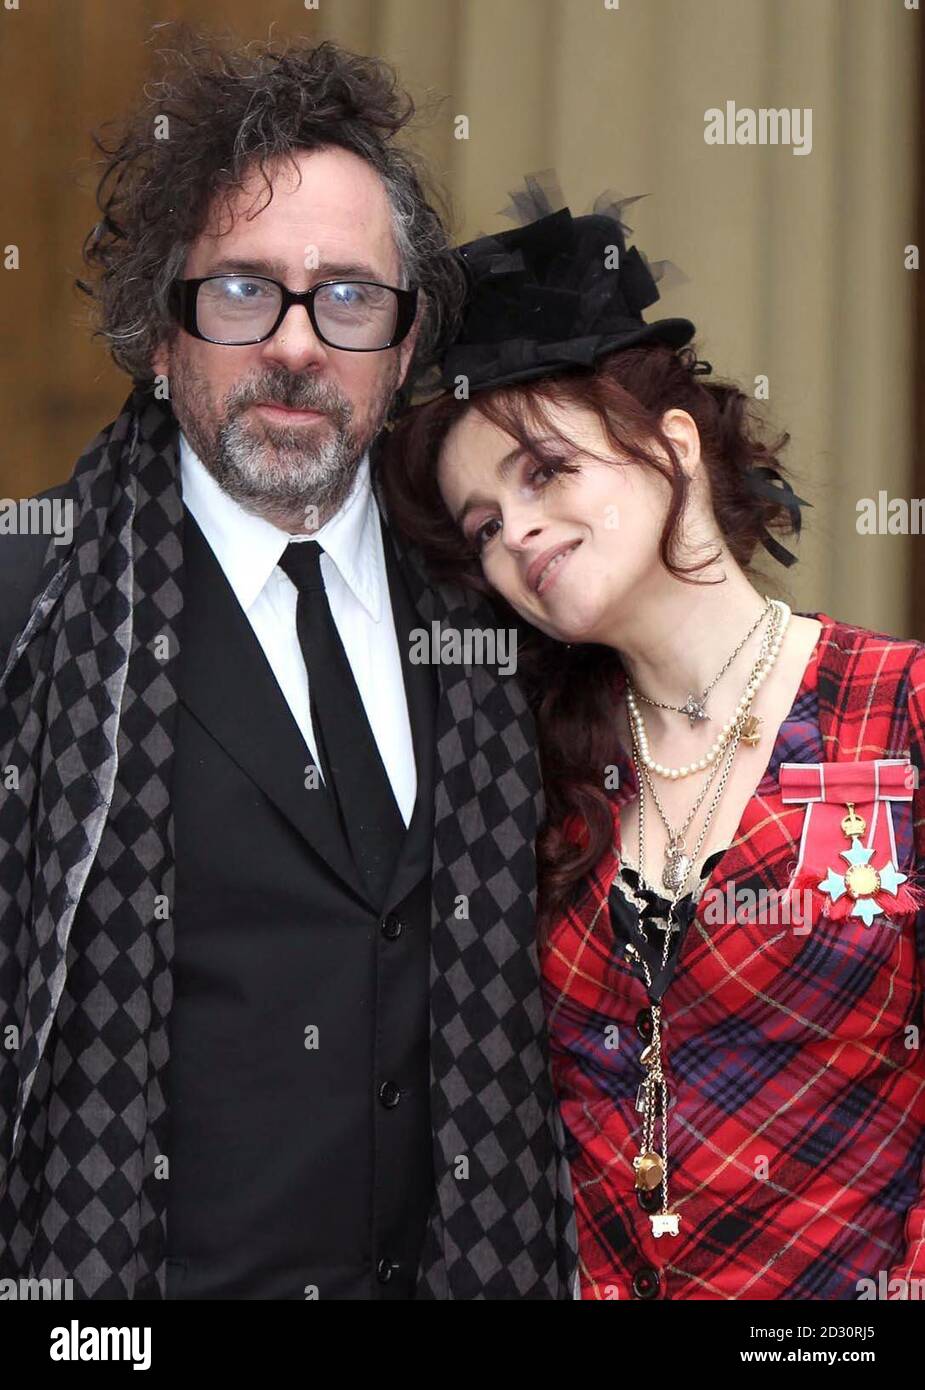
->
xmin=170 ymin=358 xmax=399 ymax=531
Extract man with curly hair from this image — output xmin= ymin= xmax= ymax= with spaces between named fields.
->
xmin=0 ymin=32 xmax=577 ymax=1301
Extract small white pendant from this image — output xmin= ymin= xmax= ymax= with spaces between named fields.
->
xmin=650 ymin=1212 xmax=681 ymax=1238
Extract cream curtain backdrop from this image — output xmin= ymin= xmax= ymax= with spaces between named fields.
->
xmin=0 ymin=0 xmax=920 ymax=634
xmin=315 ymin=0 xmax=920 ymax=636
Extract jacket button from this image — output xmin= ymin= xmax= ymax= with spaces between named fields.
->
xmin=378 ymin=1080 xmax=401 ymax=1109
xmin=381 ymin=913 xmax=403 ymax=940
xmin=376 ymin=1257 xmax=396 ymax=1284
xmin=635 ymin=1008 xmax=654 ymax=1042
xmin=637 ymin=1186 xmax=661 ymax=1213
xmin=632 ymin=1267 xmax=661 ymax=1300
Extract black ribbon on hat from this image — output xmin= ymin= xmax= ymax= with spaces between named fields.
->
xmin=743 ymin=467 xmax=811 ymax=568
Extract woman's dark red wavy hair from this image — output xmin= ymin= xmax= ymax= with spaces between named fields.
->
xmin=379 ymin=342 xmax=801 ymax=935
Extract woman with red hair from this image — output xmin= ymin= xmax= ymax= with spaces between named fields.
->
xmin=380 ymin=179 xmax=925 ymax=1300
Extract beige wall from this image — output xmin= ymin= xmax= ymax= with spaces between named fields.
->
xmin=0 ymin=0 xmax=921 ymax=634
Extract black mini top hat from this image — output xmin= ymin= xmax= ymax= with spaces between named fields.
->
xmin=438 ymin=172 xmax=696 ymax=395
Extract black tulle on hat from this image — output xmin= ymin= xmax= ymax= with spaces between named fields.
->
xmin=438 ymin=172 xmax=696 ymax=395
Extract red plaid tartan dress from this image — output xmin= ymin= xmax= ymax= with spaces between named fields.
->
xmin=540 ymin=612 xmax=925 ymax=1299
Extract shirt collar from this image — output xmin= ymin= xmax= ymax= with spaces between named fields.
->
xmin=179 ymin=432 xmax=383 ymax=620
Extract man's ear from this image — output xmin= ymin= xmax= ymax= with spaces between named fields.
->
xmin=396 ymin=306 xmax=424 ymax=388
xmin=151 ymin=341 xmax=169 ymax=380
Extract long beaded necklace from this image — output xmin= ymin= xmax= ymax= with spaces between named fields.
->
xmin=618 ymin=601 xmax=790 ymax=1238
xmin=627 ymin=602 xmax=790 ymax=893
xmin=625 ymin=599 xmax=789 ymax=782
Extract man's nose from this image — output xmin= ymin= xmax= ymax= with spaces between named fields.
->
xmin=261 ymin=303 xmax=330 ymax=371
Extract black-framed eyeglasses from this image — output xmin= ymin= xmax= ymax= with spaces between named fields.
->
xmin=168 ymin=275 xmax=419 ymax=350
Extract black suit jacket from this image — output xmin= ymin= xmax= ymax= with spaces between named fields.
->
xmin=0 ymin=478 xmax=439 ymax=1298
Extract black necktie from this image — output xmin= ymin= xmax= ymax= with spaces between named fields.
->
xmin=278 ymin=539 xmax=406 ymax=908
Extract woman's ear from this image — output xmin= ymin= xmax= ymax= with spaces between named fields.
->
xmin=659 ymin=409 xmax=702 ymax=480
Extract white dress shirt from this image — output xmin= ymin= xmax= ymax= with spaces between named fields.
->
xmin=179 ymin=432 xmax=417 ymax=827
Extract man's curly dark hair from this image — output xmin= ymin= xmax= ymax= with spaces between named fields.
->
xmin=76 ymin=26 xmax=466 ymax=385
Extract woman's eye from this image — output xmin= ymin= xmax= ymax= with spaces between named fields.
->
xmin=529 ymin=460 xmax=560 ymax=485
xmin=469 ymin=461 xmax=561 ymax=550
xmin=473 ymin=517 xmax=502 ymax=548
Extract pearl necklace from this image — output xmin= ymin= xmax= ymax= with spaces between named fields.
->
xmin=625 ymin=599 xmax=791 ymax=779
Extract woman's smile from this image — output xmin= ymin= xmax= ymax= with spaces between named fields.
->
xmin=531 ymin=539 xmax=583 ymax=596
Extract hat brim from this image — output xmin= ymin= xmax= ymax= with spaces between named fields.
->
xmin=455 ymin=317 xmax=697 ymax=395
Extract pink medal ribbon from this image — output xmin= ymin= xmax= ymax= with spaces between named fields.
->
xmin=778 ymin=758 xmax=924 ymax=924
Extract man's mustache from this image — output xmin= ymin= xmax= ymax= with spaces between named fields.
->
xmin=230 ymin=378 xmax=353 ymax=423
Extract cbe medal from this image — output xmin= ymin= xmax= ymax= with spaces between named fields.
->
xmin=778 ymin=758 xmax=923 ymax=924
xmin=816 ymin=812 xmax=908 ymax=925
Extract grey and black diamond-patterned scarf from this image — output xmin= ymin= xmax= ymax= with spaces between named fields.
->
xmin=0 ymin=385 xmax=578 ymax=1299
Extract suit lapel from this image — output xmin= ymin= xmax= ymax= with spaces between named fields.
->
xmin=177 ymin=508 xmax=366 ymax=905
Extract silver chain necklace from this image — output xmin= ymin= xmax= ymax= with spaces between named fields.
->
xmin=633 ymin=595 xmax=772 ymax=726
xmin=619 ymin=598 xmax=788 ymax=1239
xmin=639 ymin=600 xmax=785 ymax=891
